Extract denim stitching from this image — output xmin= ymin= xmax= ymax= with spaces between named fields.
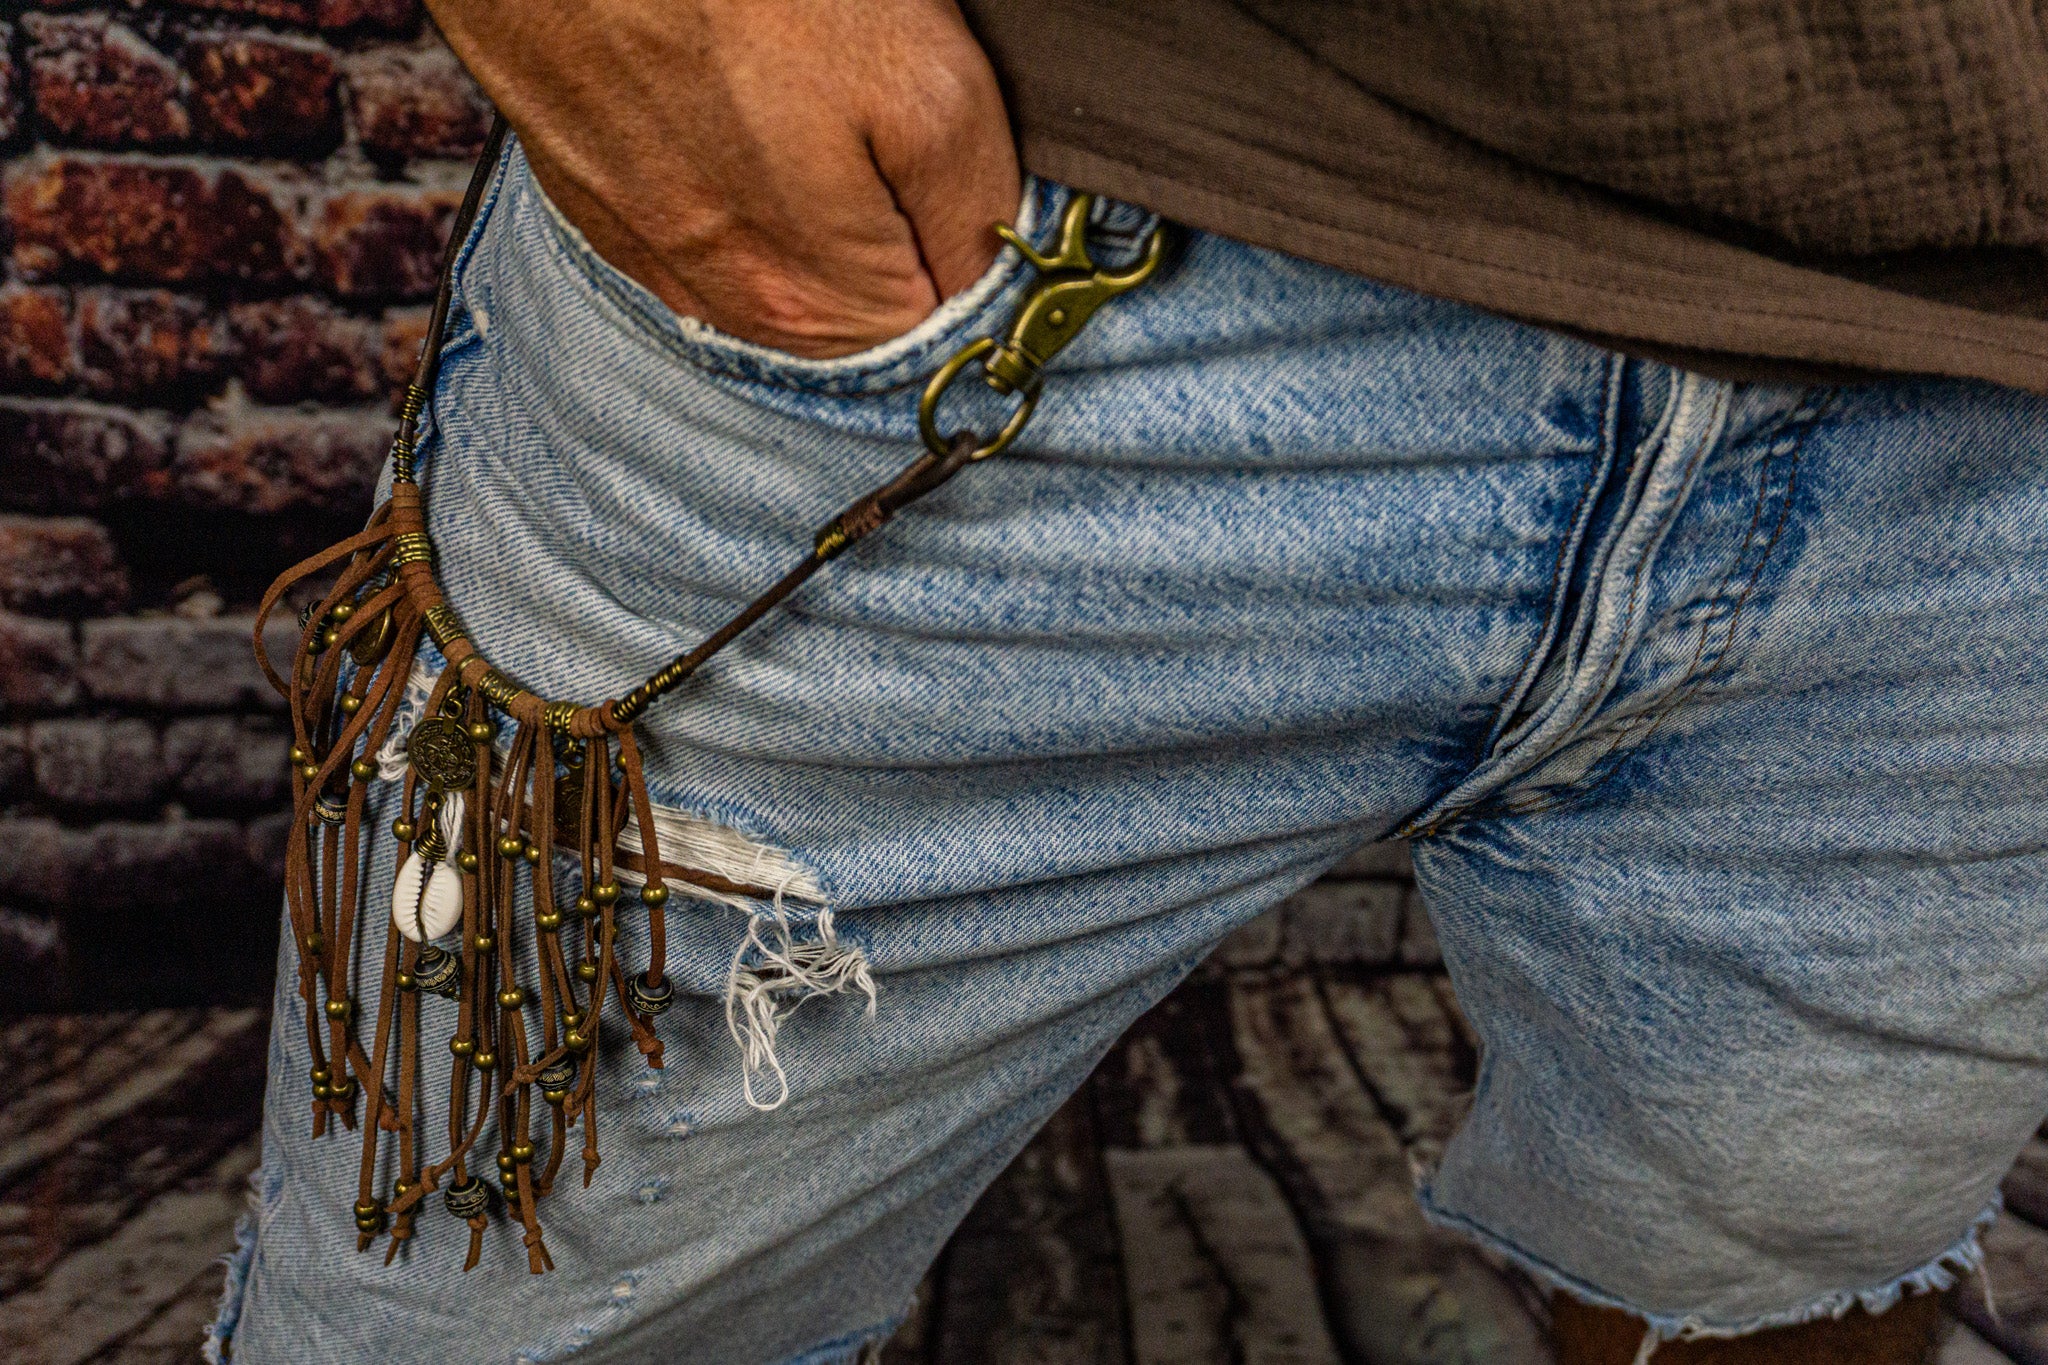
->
xmin=1495 ymin=389 xmax=1831 ymax=817
xmin=1407 ymin=375 xmax=1725 ymax=837
xmin=1477 ymin=355 xmax=1632 ymax=760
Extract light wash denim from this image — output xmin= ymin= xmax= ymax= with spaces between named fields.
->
xmin=214 ymin=138 xmax=2048 ymax=1362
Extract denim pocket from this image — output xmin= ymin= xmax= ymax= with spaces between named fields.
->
xmin=524 ymin=159 xmax=1063 ymax=402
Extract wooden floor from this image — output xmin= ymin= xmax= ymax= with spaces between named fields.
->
xmin=4 ymin=914 xmax=2046 ymax=1361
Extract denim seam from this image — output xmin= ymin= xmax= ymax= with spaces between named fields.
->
xmin=1475 ymin=354 xmax=1632 ymax=761
xmin=1400 ymin=373 xmax=1729 ymax=838
xmin=1494 ymin=387 xmax=1831 ymax=817
xmin=1416 ymin=1183 xmax=1999 ymax=1342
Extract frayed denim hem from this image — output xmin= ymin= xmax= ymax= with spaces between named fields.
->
xmin=1415 ymin=1182 xmax=1998 ymax=1344
xmin=202 ymin=1168 xmax=267 ymax=1363
xmin=768 ymin=1312 xmax=906 ymax=1365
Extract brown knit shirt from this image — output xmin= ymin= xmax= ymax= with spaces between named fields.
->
xmin=959 ymin=0 xmax=2048 ymax=393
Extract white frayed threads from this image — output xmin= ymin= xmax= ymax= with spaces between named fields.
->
xmin=372 ymin=658 xmax=439 ymax=781
xmin=726 ymin=894 xmax=876 ymax=1111
xmin=617 ymin=804 xmax=871 ymax=1110
xmin=1631 ymin=1327 xmax=1661 ymax=1365
xmin=614 ymin=806 xmax=821 ymax=910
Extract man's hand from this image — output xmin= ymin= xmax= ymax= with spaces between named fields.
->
xmin=424 ymin=0 xmax=1021 ymax=358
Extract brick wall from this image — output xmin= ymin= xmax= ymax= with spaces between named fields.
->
xmin=0 ymin=0 xmax=485 ymax=1010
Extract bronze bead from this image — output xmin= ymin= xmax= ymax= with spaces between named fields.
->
xmin=535 ymin=910 xmax=562 ymax=931
xmin=496 ymin=1153 xmax=517 ymax=1175
xmin=288 ymin=745 xmax=308 ymax=765
xmin=564 ymin=1029 xmax=591 ymax=1053
xmin=325 ymin=997 xmax=352 ymax=1020
xmin=473 ymin=1050 xmax=496 ymax=1069
xmin=575 ymin=895 xmax=598 ymax=917
xmin=467 ymin=720 xmax=495 ymax=742
xmin=472 ymin=933 xmax=494 ymax=953
xmin=339 ymin=694 xmax=364 ymax=714
xmin=329 ymin=1076 xmax=356 ymax=1099
xmin=640 ymin=884 xmax=670 ymax=907
xmin=457 ymin=850 xmax=480 ymax=873
xmin=523 ymin=844 xmax=541 ymax=866
xmin=350 ymin=758 xmax=376 ymax=780
xmin=449 ymin=1037 xmax=475 ymax=1056
xmin=300 ymin=762 xmax=320 ymax=781
xmin=497 ymin=834 xmax=523 ymax=859
xmin=395 ymin=971 xmax=417 ymax=991
xmin=312 ymin=1082 xmax=332 ymax=1100
xmin=510 ymin=1142 xmax=535 ymax=1162
xmin=392 ymin=819 xmax=417 ymax=842
xmin=303 ymin=931 xmax=324 ymax=954
xmin=576 ymin=961 xmax=598 ymax=982
xmin=331 ymin=601 xmax=355 ymax=622
xmin=592 ymin=882 xmax=620 ymax=905
xmin=321 ymin=627 xmax=340 ymax=648
xmin=497 ymin=987 xmax=524 ymax=1009
xmin=310 ymin=1065 xmax=331 ymax=1084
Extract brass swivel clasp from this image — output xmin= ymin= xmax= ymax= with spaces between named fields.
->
xmin=918 ymin=194 xmax=1170 ymax=462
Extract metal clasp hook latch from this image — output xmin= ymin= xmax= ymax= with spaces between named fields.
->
xmin=918 ymin=193 xmax=1170 ymax=461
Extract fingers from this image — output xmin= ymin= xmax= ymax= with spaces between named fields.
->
xmin=863 ymin=7 xmax=1024 ymax=301
xmin=424 ymin=0 xmax=1021 ymax=358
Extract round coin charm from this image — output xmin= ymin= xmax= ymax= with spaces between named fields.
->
xmin=407 ymin=716 xmax=477 ymax=791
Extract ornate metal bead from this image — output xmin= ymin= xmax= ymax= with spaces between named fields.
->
xmin=389 ymin=532 xmax=433 ymax=568
xmin=538 ymin=1058 xmax=576 ymax=1104
xmin=314 ymin=792 xmax=348 ymax=825
xmin=443 ymin=1176 xmax=490 ymax=1220
xmin=413 ymin=944 xmax=460 ymax=999
xmin=347 ymin=608 xmax=395 ymax=667
xmin=407 ymin=716 xmax=478 ymax=790
xmin=626 ymin=973 xmax=675 ymax=1017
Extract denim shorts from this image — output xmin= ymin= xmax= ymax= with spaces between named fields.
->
xmin=214 ymin=139 xmax=2048 ymax=1363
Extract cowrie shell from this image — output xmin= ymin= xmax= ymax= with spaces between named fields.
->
xmin=392 ymin=793 xmax=465 ymax=943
